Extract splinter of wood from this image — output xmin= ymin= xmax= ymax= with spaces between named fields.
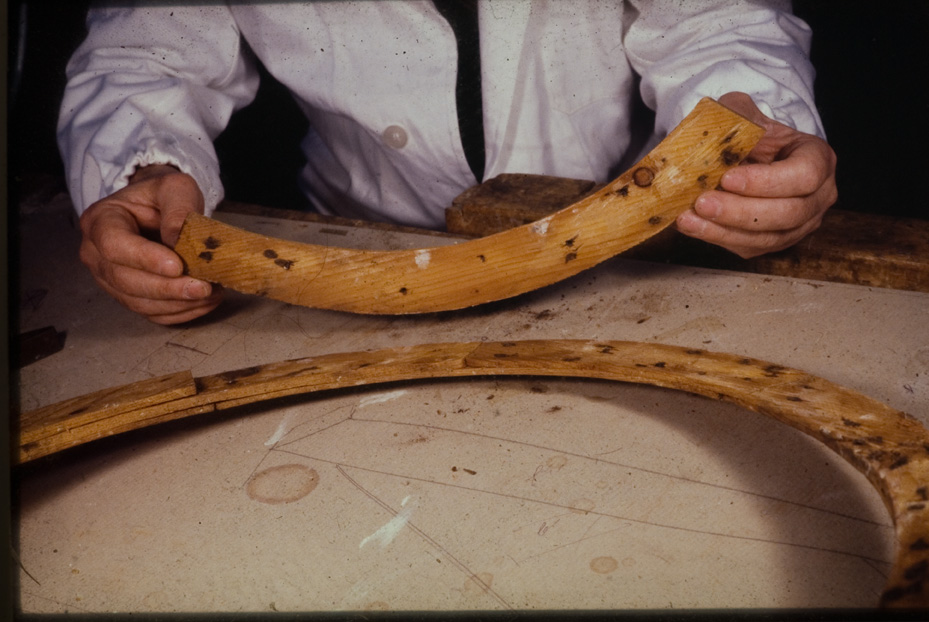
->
xmin=174 ymin=98 xmax=765 ymax=314
xmin=16 ymin=339 xmax=929 ymax=608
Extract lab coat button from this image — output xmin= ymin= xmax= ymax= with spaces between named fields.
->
xmin=382 ymin=125 xmax=408 ymax=149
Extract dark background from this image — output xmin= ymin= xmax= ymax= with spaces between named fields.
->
xmin=7 ymin=0 xmax=929 ymax=221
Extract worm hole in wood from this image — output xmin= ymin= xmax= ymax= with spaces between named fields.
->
xmin=721 ymin=149 xmax=741 ymax=166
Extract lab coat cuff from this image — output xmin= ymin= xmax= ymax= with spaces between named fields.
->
xmin=112 ymin=146 xmax=224 ymax=217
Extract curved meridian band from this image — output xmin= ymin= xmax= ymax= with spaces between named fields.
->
xmin=18 ymin=339 xmax=929 ymax=608
xmin=174 ymin=98 xmax=765 ymax=314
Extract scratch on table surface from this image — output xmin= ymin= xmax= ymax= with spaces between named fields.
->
xmin=346 ymin=416 xmax=889 ymax=528
xmin=336 ymin=464 xmax=513 ymax=609
xmin=754 ymin=302 xmax=823 ymax=315
xmin=295 ymin=451 xmax=893 ymax=568
xmin=267 ymin=394 xmax=891 ymax=578
xmin=240 ymin=404 xmax=356 ymax=490
xmin=21 ymin=590 xmax=91 ymax=613
xmin=359 ymin=390 xmax=409 ymax=408
xmin=359 ymin=495 xmax=414 ymax=549
xmin=264 ymin=412 xmax=297 ymax=447
xmin=165 ymin=341 xmax=210 ymax=356
xmin=266 ymin=402 xmax=890 ymax=535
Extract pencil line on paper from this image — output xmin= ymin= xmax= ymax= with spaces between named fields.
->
xmin=274 ymin=448 xmax=892 ymax=568
xmin=347 ymin=416 xmax=888 ymax=528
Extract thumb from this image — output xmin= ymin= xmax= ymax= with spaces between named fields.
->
xmin=717 ymin=91 xmax=775 ymax=128
xmin=154 ymin=173 xmax=206 ymax=247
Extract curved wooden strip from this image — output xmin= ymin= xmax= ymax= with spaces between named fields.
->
xmin=17 ymin=339 xmax=929 ymax=607
xmin=174 ymin=98 xmax=764 ymax=314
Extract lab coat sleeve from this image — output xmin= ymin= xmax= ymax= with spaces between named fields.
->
xmin=57 ymin=4 xmax=259 ymax=215
xmin=622 ymin=0 xmax=824 ymax=139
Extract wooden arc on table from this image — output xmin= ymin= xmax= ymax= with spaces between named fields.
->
xmin=17 ymin=339 xmax=929 ymax=608
xmin=174 ymin=97 xmax=766 ymax=314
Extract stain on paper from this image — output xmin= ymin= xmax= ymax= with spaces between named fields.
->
xmin=246 ymin=464 xmax=319 ymax=504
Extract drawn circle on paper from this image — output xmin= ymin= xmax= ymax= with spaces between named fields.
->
xmin=590 ymin=556 xmax=619 ymax=574
xmin=246 ymin=464 xmax=319 ymax=504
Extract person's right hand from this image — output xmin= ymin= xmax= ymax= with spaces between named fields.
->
xmin=78 ymin=164 xmax=223 ymax=325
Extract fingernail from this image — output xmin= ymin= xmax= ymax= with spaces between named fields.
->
xmin=158 ymin=257 xmax=182 ymax=277
xmin=722 ymin=170 xmax=747 ymax=193
xmin=676 ymin=211 xmax=705 ymax=234
xmin=183 ymin=279 xmax=210 ymax=299
xmin=695 ymin=195 xmax=721 ymax=220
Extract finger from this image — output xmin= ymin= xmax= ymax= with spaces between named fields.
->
xmin=93 ymin=274 xmax=223 ymax=324
xmin=720 ymin=136 xmax=835 ymax=199
xmin=83 ymin=206 xmax=185 ymax=277
xmin=147 ymin=304 xmax=223 ymax=326
xmin=676 ymin=209 xmax=822 ymax=258
xmin=693 ymin=189 xmax=829 ymax=232
xmin=717 ymin=91 xmax=773 ymax=128
xmin=98 ymin=261 xmax=215 ymax=303
xmin=80 ymin=223 xmax=217 ymax=308
xmin=150 ymin=173 xmax=205 ymax=246
xmin=140 ymin=293 xmax=224 ymax=325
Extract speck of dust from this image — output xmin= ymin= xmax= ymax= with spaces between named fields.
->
xmin=415 ymin=250 xmax=431 ymax=269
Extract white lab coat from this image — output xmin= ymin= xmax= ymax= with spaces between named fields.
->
xmin=58 ymin=0 xmax=822 ymax=230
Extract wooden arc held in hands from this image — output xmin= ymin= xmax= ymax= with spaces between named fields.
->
xmin=17 ymin=339 xmax=929 ymax=608
xmin=174 ymin=98 xmax=766 ymax=314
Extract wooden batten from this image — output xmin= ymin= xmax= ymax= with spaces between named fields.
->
xmin=174 ymin=98 xmax=764 ymax=314
xmin=15 ymin=339 xmax=929 ymax=608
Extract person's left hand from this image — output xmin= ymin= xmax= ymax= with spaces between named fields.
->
xmin=675 ymin=91 xmax=838 ymax=258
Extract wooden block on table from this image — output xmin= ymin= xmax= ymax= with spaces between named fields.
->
xmin=748 ymin=210 xmax=929 ymax=292
xmin=445 ymin=173 xmax=598 ymax=237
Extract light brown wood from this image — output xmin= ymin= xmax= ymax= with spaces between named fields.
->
xmin=445 ymin=173 xmax=929 ymax=294
xmin=16 ymin=339 xmax=929 ymax=608
xmin=18 ymin=371 xmax=197 ymax=447
xmin=174 ymin=98 xmax=764 ymax=314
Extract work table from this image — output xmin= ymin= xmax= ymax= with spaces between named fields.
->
xmin=13 ymin=190 xmax=929 ymax=612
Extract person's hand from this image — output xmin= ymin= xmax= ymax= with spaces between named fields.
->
xmin=676 ymin=91 xmax=838 ymax=258
xmin=78 ymin=164 xmax=222 ymax=324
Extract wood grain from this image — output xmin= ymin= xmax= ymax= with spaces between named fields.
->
xmin=446 ymin=175 xmax=929 ymax=294
xmin=174 ymin=98 xmax=764 ymax=314
xmin=16 ymin=339 xmax=929 ymax=608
